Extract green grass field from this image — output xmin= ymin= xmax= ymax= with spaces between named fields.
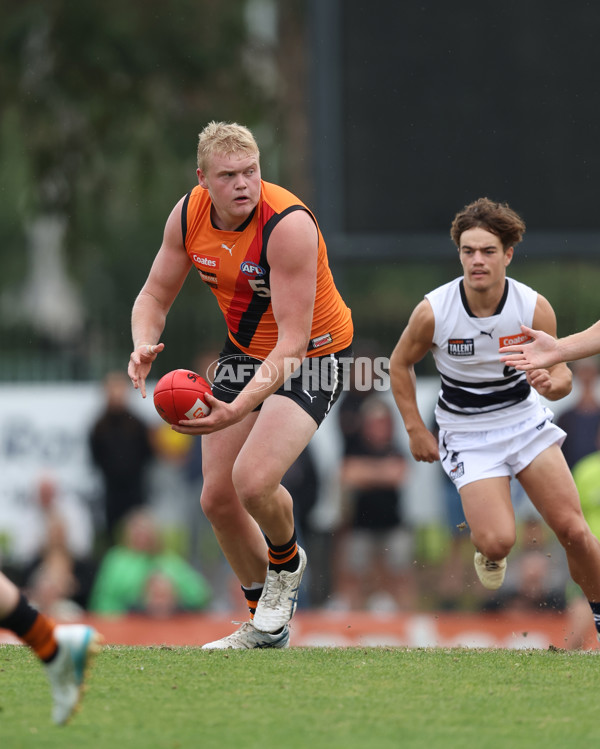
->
xmin=1 ymin=645 xmax=598 ymax=749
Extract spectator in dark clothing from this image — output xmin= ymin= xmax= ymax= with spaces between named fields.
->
xmin=89 ymin=371 xmax=155 ymax=545
xmin=336 ymin=340 xmax=380 ymax=455
xmin=557 ymin=358 xmax=600 ymax=469
xmin=337 ymin=396 xmax=414 ymax=612
xmin=282 ymin=446 xmax=319 ymax=544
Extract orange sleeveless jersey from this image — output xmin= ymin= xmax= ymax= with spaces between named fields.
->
xmin=182 ymin=180 xmax=353 ymax=359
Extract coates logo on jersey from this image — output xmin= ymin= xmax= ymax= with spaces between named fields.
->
xmin=240 ymin=261 xmax=266 ymax=278
xmin=192 ymin=254 xmax=220 ymax=270
xmin=499 ymin=333 xmax=533 ymax=348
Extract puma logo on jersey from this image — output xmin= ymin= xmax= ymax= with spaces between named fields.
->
xmin=303 ymin=389 xmax=317 ymax=403
xmin=221 ymin=243 xmax=234 ymax=255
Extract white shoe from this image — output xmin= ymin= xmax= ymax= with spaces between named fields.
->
xmin=474 ymin=552 xmax=507 ymax=590
xmin=44 ymin=624 xmax=102 ymax=725
xmin=253 ymin=546 xmax=307 ymax=633
xmin=201 ymin=621 xmax=290 ymax=650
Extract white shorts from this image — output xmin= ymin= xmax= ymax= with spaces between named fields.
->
xmin=439 ymin=407 xmax=566 ymax=491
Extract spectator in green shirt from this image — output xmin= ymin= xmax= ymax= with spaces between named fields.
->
xmin=89 ymin=508 xmax=211 ymax=616
xmin=565 ymin=441 xmax=600 ymax=648
xmin=572 ymin=449 xmax=600 ymax=539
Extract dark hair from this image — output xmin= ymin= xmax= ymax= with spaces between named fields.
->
xmin=450 ymin=197 xmax=526 ymax=250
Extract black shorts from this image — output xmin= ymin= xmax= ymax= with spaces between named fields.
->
xmin=211 ymin=338 xmax=353 ymax=427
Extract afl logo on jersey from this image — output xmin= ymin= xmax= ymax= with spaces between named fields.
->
xmin=448 ymin=339 xmax=474 ymax=356
xmin=240 ymin=261 xmax=266 ymax=278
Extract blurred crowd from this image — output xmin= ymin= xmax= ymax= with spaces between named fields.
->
xmin=2 ymin=356 xmax=600 ymax=635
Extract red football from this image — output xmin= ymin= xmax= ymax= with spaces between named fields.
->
xmin=153 ymin=369 xmax=212 ymax=425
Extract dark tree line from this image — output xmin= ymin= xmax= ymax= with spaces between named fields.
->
xmin=0 ymin=1 xmax=279 ymax=377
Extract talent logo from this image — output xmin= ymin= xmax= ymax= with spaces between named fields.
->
xmin=448 ymin=339 xmax=474 ymax=356
xmin=192 ymin=254 xmax=220 ymax=269
xmin=499 ymin=333 xmax=532 ymax=348
xmin=240 ymin=261 xmax=266 ymax=277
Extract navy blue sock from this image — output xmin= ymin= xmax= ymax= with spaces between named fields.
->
xmin=0 ymin=592 xmax=37 ymax=637
xmin=241 ymin=585 xmax=263 ymax=619
xmin=266 ymin=531 xmax=299 ymax=572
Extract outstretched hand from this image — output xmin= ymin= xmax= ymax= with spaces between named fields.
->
xmin=499 ymin=325 xmax=559 ymax=371
xmin=128 ymin=342 xmax=165 ymax=397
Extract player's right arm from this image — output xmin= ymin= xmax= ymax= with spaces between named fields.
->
xmin=389 ymin=300 xmax=440 ymax=463
xmin=128 ymin=196 xmax=193 ymax=397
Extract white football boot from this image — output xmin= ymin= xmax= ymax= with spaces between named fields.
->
xmin=474 ymin=551 xmax=507 ymax=590
xmin=201 ymin=621 xmax=290 ymax=650
xmin=253 ymin=546 xmax=307 ymax=633
xmin=44 ymin=624 xmax=102 ymax=725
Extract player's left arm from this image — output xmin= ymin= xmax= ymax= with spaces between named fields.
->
xmin=235 ymin=208 xmax=317 ymax=410
xmin=526 ymin=294 xmax=573 ymax=400
xmin=174 ymin=209 xmax=317 ymax=434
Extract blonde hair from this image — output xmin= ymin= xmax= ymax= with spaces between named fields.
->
xmin=197 ymin=121 xmax=260 ymax=171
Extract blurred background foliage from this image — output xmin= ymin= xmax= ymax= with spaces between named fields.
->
xmin=1 ymin=0 xmax=599 ymax=382
xmin=0 ymin=0 xmax=274 ymax=379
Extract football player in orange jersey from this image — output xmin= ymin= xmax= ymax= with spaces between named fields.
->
xmin=128 ymin=122 xmax=353 ymax=648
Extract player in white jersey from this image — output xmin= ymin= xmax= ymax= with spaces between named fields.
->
xmin=390 ymin=198 xmax=600 ymax=637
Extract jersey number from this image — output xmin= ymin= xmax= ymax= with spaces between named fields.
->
xmin=249 ymin=278 xmax=271 ymax=298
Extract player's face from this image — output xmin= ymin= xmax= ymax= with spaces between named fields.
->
xmin=197 ymin=152 xmax=261 ymax=230
xmin=458 ymin=227 xmax=513 ymax=293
